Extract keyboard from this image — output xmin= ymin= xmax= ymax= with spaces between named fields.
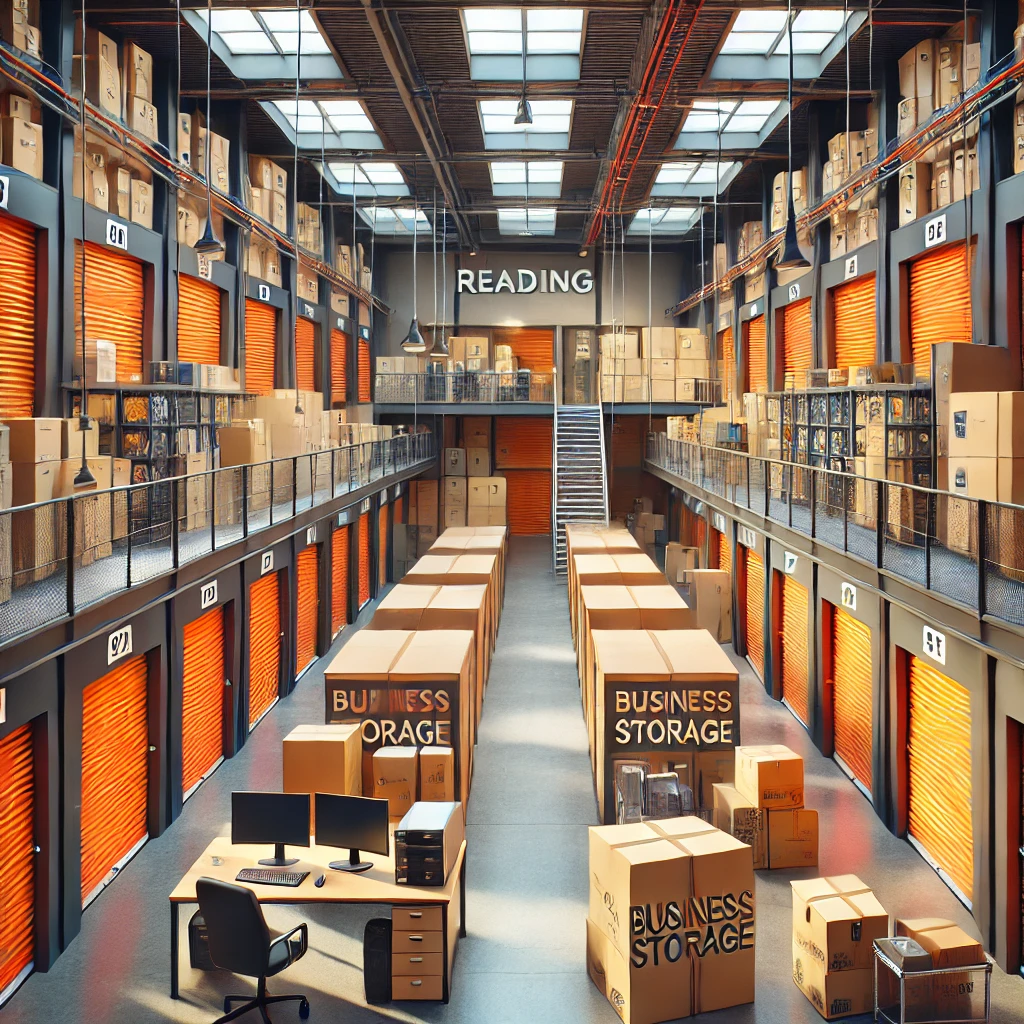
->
xmin=235 ymin=868 xmax=309 ymax=887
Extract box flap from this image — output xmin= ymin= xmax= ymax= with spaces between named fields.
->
xmin=323 ymin=630 xmax=414 ymax=680
xmin=651 ymin=629 xmax=740 ymax=682
xmin=390 ymin=629 xmax=474 ymax=679
xmin=592 ymin=629 xmax=669 ymax=678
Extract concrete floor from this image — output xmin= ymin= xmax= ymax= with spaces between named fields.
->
xmin=4 ymin=535 xmax=1023 ymax=1023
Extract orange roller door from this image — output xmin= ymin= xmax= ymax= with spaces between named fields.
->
xmin=780 ymin=575 xmax=810 ymax=725
xmin=295 ymin=317 xmax=316 ymax=393
xmin=495 ymin=417 xmax=553 ymax=469
xmin=177 ymin=275 xmax=221 ymax=365
xmin=694 ymin=516 xmax=707 ymax=560
xmin=745 ymin=314 xmax=768 ymax=394
xmin=394 ymin=496 xmax=403 ymax=525
xmin=831 ymin=608 xmax=873 ymax=792
xmin=358 ymin=513 xmax=370 ymax=607
xmin=492 ymin=327 xmax=555 ymax=372
xmin=504 ymin=469 xmax=551 ymax=535
xmin=781 ymin=298 xmax=812 ymax=389
xmin=718 ymin=327 xmax=734 ymax=406
xmin=716 ymin=529 xmax=731 ymax=574
xmin=358 ymin=339 xmax=371 ymax=402
xmin=331 ymin=328 xmax=348 ymax=407
xmin=832 ymin=274 xmax=876 ymax=368
xmin=743 ymin=547 xmax=765 ymax=679
xmin=0 ymin=723 xmax=35 ymax=993
xmin=80 ymin=655 xmax=148 ymax=905
xmin=245 ymin=299 xmax=277 ymax=396
xmin=378 ymin=504 xmax=388 ymax=587
xmin=295 ymin=546 xmax=319 ymax=676
xmin=909 ymin=242 xmax=974 ymax=380
xmin=331 ymin=525 xmax=350 ymax=636
xmin=74 ymin=241 xmax=144 ymax=383
xmin=0 ymin=212 xmax=37 ymax=419
xmin=908 ymin=656 xmax=974 ymax=901
xmin=248 ymin=572 xmax=281 ymax=727
xmin=181 ymin=606 xmax=226 ymax=796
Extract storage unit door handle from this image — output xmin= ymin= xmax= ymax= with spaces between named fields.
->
xmin=410 ymin=957 xmax=422 ymax=963
xmin=411 ymin=980 xmax=422 ymax=987
xmin=409 ymin=912 xmax=422 ymax=918
xmin=410 ymin=935 xmax=422 ymax=941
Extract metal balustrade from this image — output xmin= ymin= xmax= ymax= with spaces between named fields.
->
xmin=645 ymin=433 xmax=1024 ymax=627
xmin=374 ymin=370 xmax=554 ymax=404
xmin=0 ymin=432 xmax=436 ymax=644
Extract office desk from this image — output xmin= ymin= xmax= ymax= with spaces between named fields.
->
xmin=169 ymin=837 xmax=467 ymax=1003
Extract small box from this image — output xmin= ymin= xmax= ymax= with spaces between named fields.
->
xmin=734 ymin=744 xmax=803 ymax=808
xmin=130 ymin=178 xmax=153 ymax=229
xmin=466 ymin=447 xmax=490 ymax=475
xmin=283 ymin=723 xmax=362 ymax=830
xmin=894 ymin=918 xmax=985 ymax=969
xmin=443 ymin=476 xmax=467 ymax=507
xmin=61 ymin=418 xmax=100 ymax=460
xmin=792 ymin=874 xmax=889 ymax=973
xmin=418 ymin=746 xmax=455 ymax=801
xmin=444 ymin=448 xmax=466 ymax=476
xmin=7 ymin=419 xmax=62 ymax=464
xmin=793 ymin=940 xmax=874 ymax=1020
xmin=126 ymin=94 xmax=157 ymax=142
xmin=123 ymin=41 xmax=153 ymax=102
xmin=1 ymin=116 xmax=42 ymax=178
xmin=713 ymin=782 xmax=766 ymax=868
xmin=768 ymin=808 xmax=818 ymax=869
xmin=373 ymin=746 xmax=418 ymax=820
xmin=107 ymin=165 xmax=131 ymax=219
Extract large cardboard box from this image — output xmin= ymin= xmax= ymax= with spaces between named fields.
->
xmin=1 ymin=115 xmax=41 ymax=178
xmin=947 ymin=391 xmax=995 ymax=458
xmin=7 ymin=418 xmax=62 ymax=464
xmin=735 ymin=744 xmax=804 ymax=809
xmin=792 ymin=940 xmax=874 ymax=1020
xmin=685 ymin=568 xmax=732 ymax=643
xmin=444 ymin=447 xmax=466 ymax=477
xmin=372 ymin=746 xmax=418 ymax=820
xmin=61 ymin=418 xmax=100 ymax=460
xmin=466 ymin=447 xmax=490 ymax=476
xmin=792 ymin=874 xmax=888 ymax=973
xmin=282 ymin=723 xmax=362 ymax=829
xmin=443 ymin=476 xmax=467 ymax=507
xmin=933 ymin=342 xmax=1020 ymax=450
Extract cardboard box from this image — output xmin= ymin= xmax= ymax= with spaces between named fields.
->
xmin=793 ymin=940 xmax=874 ymax=1020
xmin=934 ymin=342 xmax=1021 ymax=450
xmin=735 ymin=744 xmax=803 ymax=809
xmin=641 ymin=327 xmax=677 ymax=360
xmin=768 ymin=808 xmax=818 ymax=869
xmin=899 ymin=162 xmax=931 ymax=226
xmin=947 ymin=456 xmax=993 ymax=500
xmin=466 ymin=447 xmax=490 ymax=476
xmin=1 ymin=116 xmax=41 ymax=178
xmin=947 ymin=391 xmax=995 ymax=458
xmin=952 ymin=145 xmax=979 ymax=202
xmin=899 ymin=39 xmax=936 ymax=100
xmin=419 ymin=745 xmax=455 ymax=801
xmin=7 ymin=419 xmax=62 ymax=464
xmin=83 ymin=28 xmax=121 ymax=116
xmin=664 ymin=542 xmax=699 ymax=582
xmin=463 ymin=417 xmax=491 ymax=448
xmin=685 ymin=568 xmax=732 ymax=643
xmin=130 ymin=177 xmax=152 ymax=229
xmin=372 ymin=746 xmax=418 ymax=819
xmin=126 ymin=94 xmax=157 ymax=142
xmin=792 ymin=874 xmax=888 ymax=973
xmin=107 ymin=164 xmax=130 ymax=219
xmin=177 ymin=112 xmax=191 ymax=166
xmin=61 ymin=418 xmax=100 ymax=460
xmin=123 ymin=41 xmax=153 ymax=102
xmin=713 ymin=783 xmax=767 ymax=868
xmin=932 ymin=157 xmax=952 ymax=209
xmin=12 ymin=460 xmax=57 ymax=505
xmin=444 ymin=448 xmax=466 ymax=477
xmin=282 ymin=723 xmax=362 ymax=828
xmin=894 ymin=918 xmax=984 ymax=969
xmin=443 ymin=476 xmax=467 ymax=507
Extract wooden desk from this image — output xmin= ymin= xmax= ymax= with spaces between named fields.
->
xmin=169 ymin=837 xmax=466 ymax=1002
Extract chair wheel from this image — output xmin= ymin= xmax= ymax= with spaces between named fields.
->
xmin=299 ymin=998 xmax=310 ymax=1019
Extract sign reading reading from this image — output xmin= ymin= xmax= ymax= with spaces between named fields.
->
xmin=456 ymin=268 xmax=593 ymax=295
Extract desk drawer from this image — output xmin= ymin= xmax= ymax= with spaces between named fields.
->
xmin=393 ymin=906 xmax=442 ymax=932
xmin=392 ymin=930 xmax=444 ymax=954
xmin=392 ymin=975 xmax=443 ymax=1001
xmin=392 ymin=952 xmax=443 ymax=976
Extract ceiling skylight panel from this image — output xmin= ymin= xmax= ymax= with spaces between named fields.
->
xmin=629 ymin=207 xmax=701 ymax=235
xmin=497 ymin=207 xmax=556 ymax=235
xmin=198 ymin=8 xmax=332 ymax=55
xmin=717 ymin=8 xmax=853 ymax=60
xmin=358 ymin=207 xmax=430 ymax=234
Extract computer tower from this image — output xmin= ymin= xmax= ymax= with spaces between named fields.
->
xmin=394 ymin=801 xmax=465 ymax=886
xmin=363 ymin=918 xmax=392 ymax=1004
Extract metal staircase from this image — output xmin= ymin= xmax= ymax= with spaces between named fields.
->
xmin=552 ymin=402 xmax=609 ymax=573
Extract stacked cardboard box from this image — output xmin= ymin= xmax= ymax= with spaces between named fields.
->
xmin=7 ymin=419 xmax=61 ymax=583
xmin=122 ymin=40 xmax=157 ymax=142
xmin=441 ymin=446 xmax=506 ymax=528
xmin=443 ymin=336 xmax=491 ymax=373
xmin=296 ymin=202 xmax=323 ymax=255
xmin=1 ymin=87 xmax=42 ymax=179
xmin=296 ymin=259 xmax=319 ymax=304
xmin=242 ymin=234 xmax=282 ymax=286
xmin=1 ymin=0 xmax=40 ymax=57
xmin=409 ymin=479 xmax=440 ymax=554
xmin=736 ymin=220 xmax=764 ymax=261
xmin=679 ymin=568 xmax=732 ymax=643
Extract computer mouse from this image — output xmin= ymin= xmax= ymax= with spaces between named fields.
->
xmin=314 ymin=874 xmax=326 ymax=888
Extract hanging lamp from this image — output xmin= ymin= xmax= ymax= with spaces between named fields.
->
xmin=776 ymin=0 xmax=810 ymax=271
xmin=195 ymin=0 xmax=224 ymax=255
xmin=434 ymin=201 xmax=450 ymax=357
xmin=401 ymin=198 xmax=427 ymax=352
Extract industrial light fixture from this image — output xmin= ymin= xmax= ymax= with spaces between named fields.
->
xmin=195 ymin=0 xmax=224 ymax=256
xmin=469 ymin=248 xmax=477 ymax=257
xmin=578 ymin=247 xmax=588 ymax=258
xmin=513 ymin=10 xmax=532 ymax=125
xmin=434 ymin=201 xmax=450 ymax=358
xmin=401 ymin=198 xmax=427 ymax=353
xmin=775 ymin=0 xmax=810 ymax=272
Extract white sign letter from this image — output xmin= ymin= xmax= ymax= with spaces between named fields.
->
xmin=477 ymin=269 xmax=494 ymax=293
xmin=517 ymin=269 xmax=537 ymax=293
xmin=494 ymin=269 xmax=515 ymax=293
xmin=572 ymin=269 xmax=594 ymax=293
xmin=456 ymin=269 xmax=476 ymax=293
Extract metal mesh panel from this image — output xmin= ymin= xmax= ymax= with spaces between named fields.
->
xmin=984 ymin=502 xmax=1024 ymax=623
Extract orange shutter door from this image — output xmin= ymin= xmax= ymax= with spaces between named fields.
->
xmin=358 ymin=513 xmax=370 ymax=607
xmin=80 ymin=655 xmax=149 ymax=905
xmin=832 ymin=274 xmax=876 ymax=368
xmin=716 ymin=529 xmax=731 ymax=574
xmin=780 ymin=575 xmax=810 ymax=725
xmin=74 ymin=241 xmax=144 ymax=383
xmin=181 ymin=606 xmax=226 ymax=795
xmin=0 ymin=212 xmax=37 ymax=419
xmin=504 ymin=469 xmax=551 ymax=535
xmin=908 ymin=656 xmax=974 ymax=901
xmin=245 ymin=299 xmax=277 ymax=396
xmin=394 ymin=496 xmax=404 ymax=524
xmin=718 ymin=327 xmax=734 ymax=406
xmin=248 ymin=572 xmax=281 ymax=727
xmin=746 ymin=314 xmax=767 ymax=394
xmin=358 ymin=340 xmax=371 ymax=402
xmin=782 ymin=298 xmax=812 ymax=389
xmin=295 ymin=317 xmax=316 ymax=393
xmin=331 ymin=329 xmax=348 ymax=407
xmin=495 ymin=416 xmax=553 ymax=469
xmin=694 ymin=516 xmax=707 ymax=558
xmin=332 ymin=525 xmax=349 ymax=635
xmin=831 ymin=608 xmax=873 ymax=792
xmin=0 ymin=723 xmax=35 ymax=993
xmin=909 ymin=242 xmax=974 ymax=380
xmin=744 ymin=548 xmax=765 ymax=678
xmin=295 ymin=546 xmax=319 ymax=675
xmin=492 ymin=327 xmax=554 ymax=372
xmin=177 ymin=275 xmax=221 ymax=365
xmin=378 ymin=505 xmax=388 ymax=587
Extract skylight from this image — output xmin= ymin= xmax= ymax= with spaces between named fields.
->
xmin=652 ymin=160 xmax=740 ymax=197
xmin=262 ymin=99 xmax=382 ymax=150
xmin=629 ymin=207 xmax=702 ymax=236
xmin=196 ymin=9 xmax=331 ymax=55
xmin=479 ymin=99 xmax=572 ymax=150
xmin=463 ymin=8 xmax=584 ymax=81
xmin=325 ymin=161 xmax=409 ymax=197
xmin=497 ymin=207 xmax=557 ymax=236
xmin=357 ymin=207 xmax=431 ymax=236
xmin=680 ymin=100 xmax=783 ymax=135
xmin=489 ymin=160 xmax=563 ymax=197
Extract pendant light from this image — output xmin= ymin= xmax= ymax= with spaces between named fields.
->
xmin=194 ymin=0 xmax=224 ymax=255
xmin=291 ymin=0 xmax=303 ymax=414
xmin=434 ymin=201 xmax=450 ymax=357
xmin=514 ymin=11 xmax=532 ymax=125
xmin=776 ymin=0 xmax=809 ymax=271
xmin=401 ymin=193 xmax=427 ymax=352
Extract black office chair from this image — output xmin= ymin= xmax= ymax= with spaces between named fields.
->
xmin=196 ymin=877 xmax=310 ymax=1023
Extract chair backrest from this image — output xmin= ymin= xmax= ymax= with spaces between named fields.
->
xmin=196 ymin=878 xmax=271 ymax=977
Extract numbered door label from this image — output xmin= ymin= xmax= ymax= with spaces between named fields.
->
xmin=788 ymin=283 xmax=801 ymax=302
xmin=712 ymin=511 xmax=727 ymax=533
xmin=258 ymin=283 xmax=271 ymax=301
xmin=361 ymin=497 xmax=372 ymax=513
xmin=106 ymin=219 xmax=129 ymax=250
xmin=0 ymin=175 xmax=9 ymax=210
xmin=107 ymin=624 xmax=133 ymax=665
xmin=197 ymin=254 xmax=212 ymax=280
xmin=924 ymin=214 xmax=947 ymax=249
xmin=840 ymin=582 xmax=857 ymax=611
xmin=783 ymin=551 xmax=798 ymax=574
xmin=303 ymin=303 xmax=315 ymax=319
xmin=260 ymin=551 xmax=274 ymax=575
xmin=749 ymin=302 xmax=760 ymax=317
xmin=844 ymin=255 xmax=858 ymax=280
xmin=200 ymin=580 xmax=218 ymax=609
xmin=922 ymin=625 xmax=946 ymax=665
xmin=738 ymin=526 xmax=757 ymax=550
xmin=336 ymin=316 xmax=345 ymax=330
xmin=306 ymin=526 xmax=316 ymax=546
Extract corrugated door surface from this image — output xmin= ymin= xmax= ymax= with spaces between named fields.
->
xmin=295 ymin=546 xmax=318 ymax=676
xmin=177 ymin=275 xmax=221 ymax=365
xmin=331 ymin=328 xmax=348 ymax=406
xmin=694 ymin=516 xmax=707 ymax=559
xmin=75 ymin=241 xmax=144 ymax=383
xmin=358 ymin=340 xmax=371 ymax=402
xmin=745 ymin=314 xmax=768 ymax=393
xmin=181 ymin=606 xmax=225 ymax=795
xmin=492 ymin=327 xmax=555 ymax=372
xmin=332 ymin=525 xmax=349 ymax=635
xmin=248 ymin=572 xmax=281 ymax=727
xmin=244 ymin=299 xmax=277 ymax=396
xmin=378 ymin=505 xmax=388 ymax=587
xmin=832 ymin=274 xmax=876 ymax=368
xmin=744 ymin=548 xmax=765 ymax=679
xmin=780 ymin=575 xmax=810 ymax=725
xmin=0 ymin=212 xmax=36 ymax=419
xmin=908 ymin=656 xmax=973 ymax=901
xmin=718 ymin=327 xmax=735 ymax=406
xmin=781 ymin=298 xmax=812 ymax=388
xmin=80 ymin=655 xmax=148 ymax=904
xmin=831 ymin=609 xmax=873 ymax=791
xmin=358 ymin=513 xmax=370 ymax=607
xmin=716 ymin=530 xmax=731 ymax=574
xmin=0 ymin=724 xmax=34 ymax=993
xmin=295 ymin=317 xmax=316 ymax=393
xmin=909 ymin=242 xmax=974 ymax=380
xmin=505 ymin=469 xmax=551 ymax=535
xmin=495 ymin=416 xmax=553 ymax=468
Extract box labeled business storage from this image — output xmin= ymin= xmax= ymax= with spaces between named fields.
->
xmin=735 ymin=744 xmax=804 ymax=809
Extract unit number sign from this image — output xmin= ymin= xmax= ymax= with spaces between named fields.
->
xmin=260 ymin=551 xmax=274 ymax=575
xmin=840 ymin=582 xmax=857 ymax=611
xmin=782 ymin=551 xmax=798 ymax=574
xmin=738 ymin=525 xmax=757 ymax=550
xmin=924 ymin=213 xmax=947 ymax=249
xmin=107 ymin=624 xmax=133 ymax=665
xmin=922 ymin=625 xmax=946 ymax=665
xmin=105 ymin=218 xmax=129 ymax=250
xmin=200 ymin=580 xmax=219 ymax=609
xmin=712 ymin=511 xmax=727 ymax=533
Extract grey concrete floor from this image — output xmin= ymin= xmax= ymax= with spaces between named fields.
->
xmin=3 ymin=535 xmax=1023 ymax=1023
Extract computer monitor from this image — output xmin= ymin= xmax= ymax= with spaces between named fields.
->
xmin=231 ymin=792 xmax=311 ymax=867
xmin=314 ymin=793 xmax=390 ymax=873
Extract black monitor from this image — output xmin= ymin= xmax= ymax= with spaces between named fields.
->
xmin=314 ymin=793 xmax=390 ymax=873
xmin=231 ymin=792 xmax=310 ymax=867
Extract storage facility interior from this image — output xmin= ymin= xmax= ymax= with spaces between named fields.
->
xmin=1 ymin=0 xmax=1024 ymax=1022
